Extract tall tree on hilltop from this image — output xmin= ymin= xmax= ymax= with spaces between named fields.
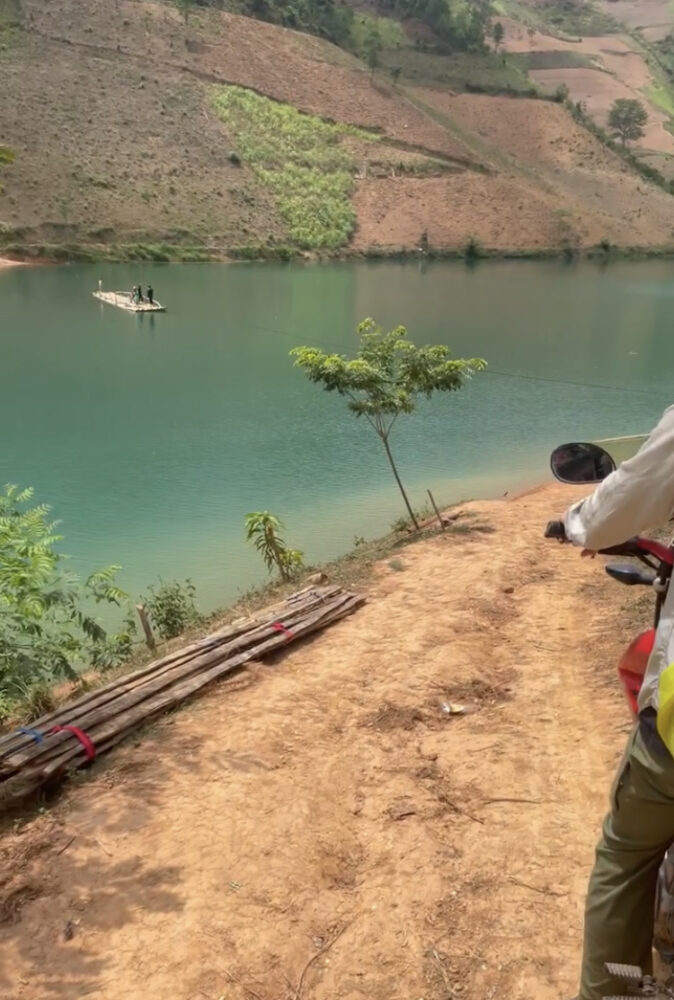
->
xmin=364 ymin=23 xmax=383 ymax=76
xmin=608 ymin=98 xmax=648 ymax=147
xmin=492 ymin=20 xmax=504 ymax=53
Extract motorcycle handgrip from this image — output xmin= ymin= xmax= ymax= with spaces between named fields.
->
xmin=544 ymin=520 xmax=567 ymax=541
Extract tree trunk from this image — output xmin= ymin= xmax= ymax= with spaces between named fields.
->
xmin=381 ymin=435 xmax=419 ymax=531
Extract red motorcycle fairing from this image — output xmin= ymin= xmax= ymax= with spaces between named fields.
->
xmin=618 ymin=628 xmax=656 ymax=717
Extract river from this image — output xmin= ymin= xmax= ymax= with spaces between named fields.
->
xmin=1 ymin=258 xmax=672 ymax=613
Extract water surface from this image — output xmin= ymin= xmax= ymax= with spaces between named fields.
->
xmin=1 ymin=258 xmax=671 ymax=612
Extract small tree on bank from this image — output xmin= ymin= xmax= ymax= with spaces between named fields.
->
xmin=608 ymin=98 xmax=648 ymax=147
xmin=291 ymin=319 xmax=486 ymax=531
xmin=245 ymin=512 xmax=304 ymax=582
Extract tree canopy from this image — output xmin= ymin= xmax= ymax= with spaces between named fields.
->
xmin=492 ymin=20 xmax=504 ymax=51
xmin=241 ymin=0 xmax=355 ymax=48
xmin=608 ymin=98 xmax=648 ymax=146
xmin=291 ymin=319 xmax=486 ymax=529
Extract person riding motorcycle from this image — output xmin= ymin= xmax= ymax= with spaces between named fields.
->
xmin=560 ymin=405 xmax=674 ymax=999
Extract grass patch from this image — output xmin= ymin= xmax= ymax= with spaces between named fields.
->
xmin=350 ymin=12 xmax=405 ymax=56
xmin=0 ymin=0 xmax=21 ymax=53
xmin=510 ymin=0 xmax=617 ymax=37
xmin=499 ymin=0 xmax=616 ymax=37
xmin=517 ymin=50 xmax=599 ymax=71
xmin=646 ymin=82 xmax=674 ymax=118
xmin=210 ymin=85 xmax=377 ymax=250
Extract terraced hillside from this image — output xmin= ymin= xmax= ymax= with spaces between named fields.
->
xmin=2 ymin=0 xmax=674 ymax=258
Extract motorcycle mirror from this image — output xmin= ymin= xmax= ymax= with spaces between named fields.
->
xmin=550 ymin=442 xmax=617 ymax=484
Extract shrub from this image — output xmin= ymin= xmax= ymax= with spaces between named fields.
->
xmin=245 ymin=512 xmax=304 ymax=582
xmin=0 ymin=484 xmax=129 ymax=712
xmin=142 ymin=579 xmax=201 ymax=640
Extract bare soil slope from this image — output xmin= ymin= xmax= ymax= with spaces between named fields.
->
xmin=0 ymin=485 xmax=634 ymax=1000
xmin=421 ymin=91 xmax=674 ymax=246
xmin=4 ymin=0 xmax=674 ymax=254
xmin=353 ymin=87 xmax=674 ymax=250
xmin=0 ymin=0 xmax=478 ymax=252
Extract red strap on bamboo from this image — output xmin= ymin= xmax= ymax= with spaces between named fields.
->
xmin=272 ymin=622 xmax=295 ymax=640
xmin=50 ymin=725 xmax=97 ymax=761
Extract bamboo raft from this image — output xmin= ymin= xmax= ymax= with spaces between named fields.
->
xmin=0 ymin=585 xmax=363 ymax=801
xmin=93 ymin=290 xmax=166 ymax=313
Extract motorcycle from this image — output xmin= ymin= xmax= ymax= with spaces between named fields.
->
xmin=546 ymin=441 xmax=674 ymax=1000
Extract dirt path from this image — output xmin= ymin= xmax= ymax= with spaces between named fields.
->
xmin=0 ymin=485 xmax=634 ymax=1000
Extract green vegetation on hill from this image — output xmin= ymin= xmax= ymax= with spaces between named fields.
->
xmin=651 ymin=34 xmax=674 ymax=107
xmin=200 ymin=0 xmax=493 ymax=53
xmin=211 ymin=86 xmax=376 ymax=249
xmin=369 ymin=0 xmax=492 ymax=52
xmin=350 ymin=11 xmax=405 ymax=59
xmin=238 ymin=0 xmax=354 ymax=47
xmin=0 ymin=0 xmax=21 ymax=48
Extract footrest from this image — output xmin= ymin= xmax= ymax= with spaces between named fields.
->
xmin=605 ymin=963 xmax=645 ymax=985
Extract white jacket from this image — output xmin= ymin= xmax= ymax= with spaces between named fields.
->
xmin=564 ymin=405 xmax=674 ymax=712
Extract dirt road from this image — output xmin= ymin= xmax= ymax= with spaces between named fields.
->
xmin=0 ymin=485 xmax=634 ymax=1000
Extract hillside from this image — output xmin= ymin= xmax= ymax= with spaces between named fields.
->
xmin=2 ymin=0 xmax=674 ymax=258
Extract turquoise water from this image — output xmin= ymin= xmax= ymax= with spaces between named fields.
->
xmin=1 ymin=258 xmax=672 ymax=613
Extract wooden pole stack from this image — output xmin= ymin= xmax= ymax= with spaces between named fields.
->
xmin=0 ymin=585 xmax=364 ymax=803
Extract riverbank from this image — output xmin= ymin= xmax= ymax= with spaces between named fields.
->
xmin=0 ymin=482 xmax=631 ymax=999
xmin=0 ymin=257 xmax=31 ymax=268
xmin=0 ymin=502 xmax=472 ymax=733
xmin=5 ymin=240 xmax=674 ymax=265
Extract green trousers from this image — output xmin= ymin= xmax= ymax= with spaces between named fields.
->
xmin=579 ymin=725 xmax=674 ymax=999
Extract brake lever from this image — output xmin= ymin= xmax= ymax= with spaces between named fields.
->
xmin=544 ymin=520 xmax=567 ymax=542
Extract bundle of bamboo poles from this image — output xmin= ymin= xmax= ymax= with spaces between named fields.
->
xmin=0 ymin=585 xmax=364 ymax=801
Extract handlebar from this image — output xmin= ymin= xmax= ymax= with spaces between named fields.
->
xmin=544 ymin=522 xmax=674 ymax=567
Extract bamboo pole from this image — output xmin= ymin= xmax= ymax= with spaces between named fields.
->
xmin=427 ymin=489 xmax=446 ymax=531
xmin=136 ymin=604 xmax=157 ymax=650
xmin=1 ymin=592 xmax=344 ymax=773
xmin=0 ymin=587 xmax=340 ymax=756
xmin=0 ymin=588 xmax=364 ymax=796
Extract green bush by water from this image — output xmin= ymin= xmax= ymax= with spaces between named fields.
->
xmin=142 ymin=580 xmax=202 ymax=640
xmin=0 ymin=484 xmax=131 ymax=719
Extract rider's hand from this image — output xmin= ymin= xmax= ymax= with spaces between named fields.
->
xmin=581 ymin=549 xmax=597 ymax=559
